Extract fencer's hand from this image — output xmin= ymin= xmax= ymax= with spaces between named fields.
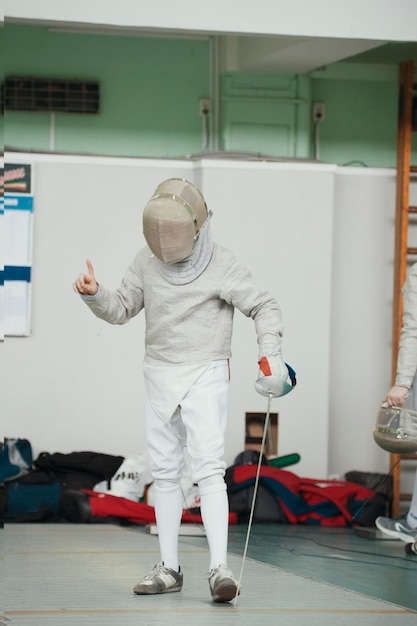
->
xmin=254 ymin=355 xmax=296 ymax=398
xmin=73 ymin=259 xmax=99 ymax=296
xmin=384 ymin=385 xmax=410 ymax=407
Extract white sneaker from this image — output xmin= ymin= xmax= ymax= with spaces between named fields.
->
xmin=375 ymin=516 xmax=417 ymax=543
xmin=208 ymin=564 xmax=239 ymax=603
xmin=133 ymin=562 xmax=183 ymax=595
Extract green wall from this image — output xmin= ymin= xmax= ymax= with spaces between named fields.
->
xmin=311 ymin=64 xmax=401 ymax=167
xmin=3 ymin=24 xmax=210 ymax=157
xmin=3 ymin=24 xmax=417 ymax=167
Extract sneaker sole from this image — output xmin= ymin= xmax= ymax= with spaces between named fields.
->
xmin=212 ymin=582 xmax=239 ymax=603
xmin=134 ymin=586 xmax=182 ymax=595
xmin=375 ymin=520 xmax=416 ymax=544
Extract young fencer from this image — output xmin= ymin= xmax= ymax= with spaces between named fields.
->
xmin=73 ymin=178 xmax=294 ymax=602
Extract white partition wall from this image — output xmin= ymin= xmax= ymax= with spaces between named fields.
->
xmin=2 ymin=153 xmax=401 ymax=480
xmin=197 ymin=160 xmax=336 ymax=477
xmin=329 ymin=169 xmax=396 ymax=479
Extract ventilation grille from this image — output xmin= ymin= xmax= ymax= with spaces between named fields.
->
xmin=1 ymin=77 xmax=100 ymax=114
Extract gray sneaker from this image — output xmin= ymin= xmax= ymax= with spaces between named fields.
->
xmin=133 ymin=562 xmax=183 ymax=595
xmin=208 ymin=564 xmax=239 ymax=603
xmin=375 ymin=515 xmax=417 ymax=543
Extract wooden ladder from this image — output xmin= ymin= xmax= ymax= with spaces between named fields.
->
xmin=390 ymin=59 xmax=417 ymax=517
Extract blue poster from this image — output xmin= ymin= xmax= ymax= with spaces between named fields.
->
xmin=4 ymin=164 xmax=34 ymax=336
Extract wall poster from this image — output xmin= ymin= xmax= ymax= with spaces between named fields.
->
xmin=4 ymin=163 xmax=34 ymax=336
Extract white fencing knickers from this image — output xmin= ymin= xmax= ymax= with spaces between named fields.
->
xmin=143 ymin=359 xmax=230 ymax=571
xmin=144 ymin=359 xmax=229 ymax=484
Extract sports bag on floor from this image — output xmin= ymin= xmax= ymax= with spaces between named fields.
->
xmin=5 ymin=471 xmax=62 ymax=522
xmin=226 ymin=464 xmax=383 ymax=527
xmin=1 ymin=438 xmax=33 ymax=482
xmin=61 ymin=489 xmax=238 ymax=526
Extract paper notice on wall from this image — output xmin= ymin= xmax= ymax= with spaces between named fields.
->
xmin=4 ymin=195 xmax=33 ymax=265
xmin=0 ymin=283 xmax=4 ymax=341
xmin=4 ymin=164 xmax=34 ymax=336
xmin=4 ymin=280 xmax=31 ymax=336
xmin=0 ymin=188 xmax=3 ymax=340
xmin=3 ymin=187 xmax=33 ymax=337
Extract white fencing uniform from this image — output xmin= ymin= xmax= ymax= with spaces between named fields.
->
xmin=80 ymin=180 xmax=286 ymax=584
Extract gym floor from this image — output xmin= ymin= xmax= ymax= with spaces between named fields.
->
xmin=2 ymin=520 xmax=417 ymax=626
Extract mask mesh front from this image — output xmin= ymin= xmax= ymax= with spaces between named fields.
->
xmin=144 ymin=206 xmax=196 ymax=264
xmin=143 ymin=179 xmax=208 ymax=264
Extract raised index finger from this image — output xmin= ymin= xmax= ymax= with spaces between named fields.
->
xmin=86 ymin=258 xmax=95 ymax=277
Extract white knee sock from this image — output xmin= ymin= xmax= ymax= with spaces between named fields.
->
xmin=407 ymin=473 xmax=417 ymax=529
xmin=199 ymin=475 xmax=229 ymax=571
xmin=153 ymin=480 xmax=183 ymax=572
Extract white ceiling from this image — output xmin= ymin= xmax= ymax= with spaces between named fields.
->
xmin=223 ymin=34 xmax=387 ymax=73
xmin=7 ymin=0 xmax=417 ymax=73
xmin=14 ymin=20 xmax=390 ymax=74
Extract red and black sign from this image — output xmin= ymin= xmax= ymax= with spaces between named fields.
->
xmin=4 ymin=163 xmax=32 ymax=194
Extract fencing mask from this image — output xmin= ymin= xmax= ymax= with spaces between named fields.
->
xmin=373 ymin=404 xmax=417 ymax=453
xmin=143 ymin=178 xmax=209 ymax=265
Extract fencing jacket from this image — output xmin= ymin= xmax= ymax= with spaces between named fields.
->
xmin=81 ymin=243 xmax=283 ymax=366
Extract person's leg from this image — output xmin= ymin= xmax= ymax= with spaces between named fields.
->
xmin=146 ymin=403 xmax=185 ymax=570
xmin=376 ymin=470 xmax=417 ymax=541
xmin=407 ymin=471 xmax=417 ymax=529
xmin=180 ymin=360 xmax=229 ymax=563
xmin=199 ymin=475 xmax=229 ymax=570
xmin=153 ymin=479 xmax=183 ymax=572
xmin=409 ymin=379 xmax=417 ymax=529
xmin=134 ymin=402 xmax=185 ymax=594
xmin=181 ymin=360 xmax=239 ymax=601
